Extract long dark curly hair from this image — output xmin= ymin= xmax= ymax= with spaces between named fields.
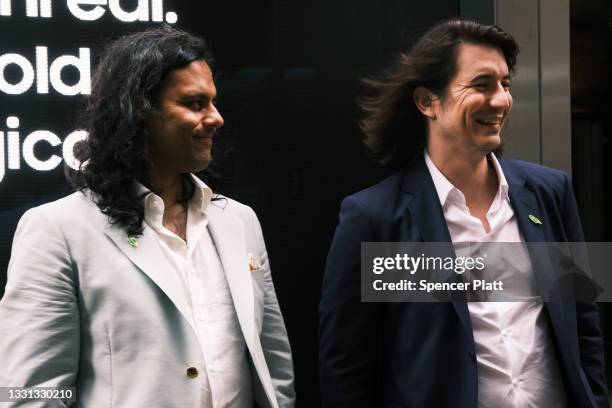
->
xmin=68 ymin=26 xmax=215 ymax=237
xmin=359 ymin=19 xmax=519 ymax=169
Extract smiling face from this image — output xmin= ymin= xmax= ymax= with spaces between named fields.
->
xmin=427 ymin=43 xmax=513 ymax=157
xmin=145 ymin=60 xmax=224 ymax=177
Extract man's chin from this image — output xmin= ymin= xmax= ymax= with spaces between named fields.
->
xmin=476 ymin=134 xmax=502 ymax=152
xmin=190 ymin=158 xmax=212 ymax=174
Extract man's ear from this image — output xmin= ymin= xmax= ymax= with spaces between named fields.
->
xmin=413 ymin=87 xmax=437 ymax=119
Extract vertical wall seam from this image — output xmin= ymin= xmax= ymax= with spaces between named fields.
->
xmin=493 ymin=0 xmax=497 ymax=25
xmin=537 ymin=0 xmax=543 ymax=164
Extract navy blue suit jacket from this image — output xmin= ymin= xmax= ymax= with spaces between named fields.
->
xmin=319 ymin=156 xmax=608 ymax=408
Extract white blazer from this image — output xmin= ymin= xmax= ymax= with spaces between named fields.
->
xmin=0 ymin=191 xmax=295 ymax=407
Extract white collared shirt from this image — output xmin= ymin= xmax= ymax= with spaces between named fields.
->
xmin=136 ymin=175 xmax=252 ymax=408
xmin=424 ymin=152 xmax=567 ymax=408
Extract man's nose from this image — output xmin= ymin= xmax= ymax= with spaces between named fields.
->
xmin=490 ymin=83 xmax=512 ymax=109
xmin=205 ymin=104 xmax=224 ymax=128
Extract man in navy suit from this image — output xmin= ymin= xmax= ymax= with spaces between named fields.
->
xmin=319 ymin=19 xmax=608 ymax=407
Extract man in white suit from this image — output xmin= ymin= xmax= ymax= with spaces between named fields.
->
xmin=0 ymin=27 xmax=295 ymax=407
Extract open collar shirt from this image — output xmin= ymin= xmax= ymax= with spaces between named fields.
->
xmin=424 ymin=151 xmax=567 ymax=408
xmin=135 ymin=175 xmax=252 ymax=408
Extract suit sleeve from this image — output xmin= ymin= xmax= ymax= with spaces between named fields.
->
xmin=0 ymin=207 xmax=79 ymax=407
xmin=319 ymin=195 xmax=382 ymax=408
xmin=249 ymin=208 xmax=295 ymax=408
xmin=562 ymin=173 xmax=609 ymax=407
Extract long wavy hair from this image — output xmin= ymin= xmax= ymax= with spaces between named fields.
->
xmin=359 ymin=19 xmax=519 ymax=169
xmin=68 ymin=26 xmax=215 ymax=237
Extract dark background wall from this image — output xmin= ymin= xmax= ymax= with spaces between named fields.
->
xmin=569 ymin=0 xmax=612 ymax=391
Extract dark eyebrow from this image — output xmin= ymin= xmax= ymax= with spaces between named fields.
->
xmin=182 ymin=92 xmax=214 ymax=99
xmin=469 ymin=73 xmax=511 ymax=83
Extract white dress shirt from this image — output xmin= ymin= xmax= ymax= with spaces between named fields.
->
xmin=424 ymin=152 xmax=567 ymax=408
xmin=137 ymin=176 xmax=252 ymax=408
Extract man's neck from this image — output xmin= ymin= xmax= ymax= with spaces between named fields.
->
xmin=427 ymin=133 xmax=498 ymax=192
xmin=149 ymin=171 xmax=189 ymax=241
xmin=429 ymin=150 xmax=493 ymax=193
xmin=150 ymin=172 xmax=183 ymax=208
xmin=427 ymin=143 xmax=499 ymax=230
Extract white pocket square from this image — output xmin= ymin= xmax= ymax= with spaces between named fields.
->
xmin=248 ymin=253 xmax=261 ymax=272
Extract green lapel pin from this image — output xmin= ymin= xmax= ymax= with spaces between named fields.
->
xmin=127 ymin=236 xmax=138 ymax=247
xmin=528 ymin=214 xmax=542 ymax=225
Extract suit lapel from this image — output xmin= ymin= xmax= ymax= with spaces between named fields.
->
xmin=103 ymin=223 xmax=196 ymax=332
xmin=403 ymin=167 xmax=453 ymax=244
xmin=502 ymin=160 xmax=581 ymax=366
xmin=403 ymin=159 xmax=473 ymax=336
xmin=207 ymin=204 xmax=278 ymax=406
xmin=503 ymin=161 xmax=558 ymax=293
xmin=503 ymin=164 xmax=547 ymax=243
xmin=207 ymin=203 xmax=256 ymax=348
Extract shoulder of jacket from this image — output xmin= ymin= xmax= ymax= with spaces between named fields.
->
xmin=22 ymin=191 xmax=96 ymax=219
xmin=209 ymin=194 xmax=258 ymax=221
xmin=500 ymin=158 xmax=567 ymax=180
xmin=342 ymin=171 xmax=405 ymax=209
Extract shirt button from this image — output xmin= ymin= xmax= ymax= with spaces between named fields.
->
xmin=186 ymin=367 xmax=199 ymax=378
xmin=512 ymin=378 xmax=518 ymax=386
